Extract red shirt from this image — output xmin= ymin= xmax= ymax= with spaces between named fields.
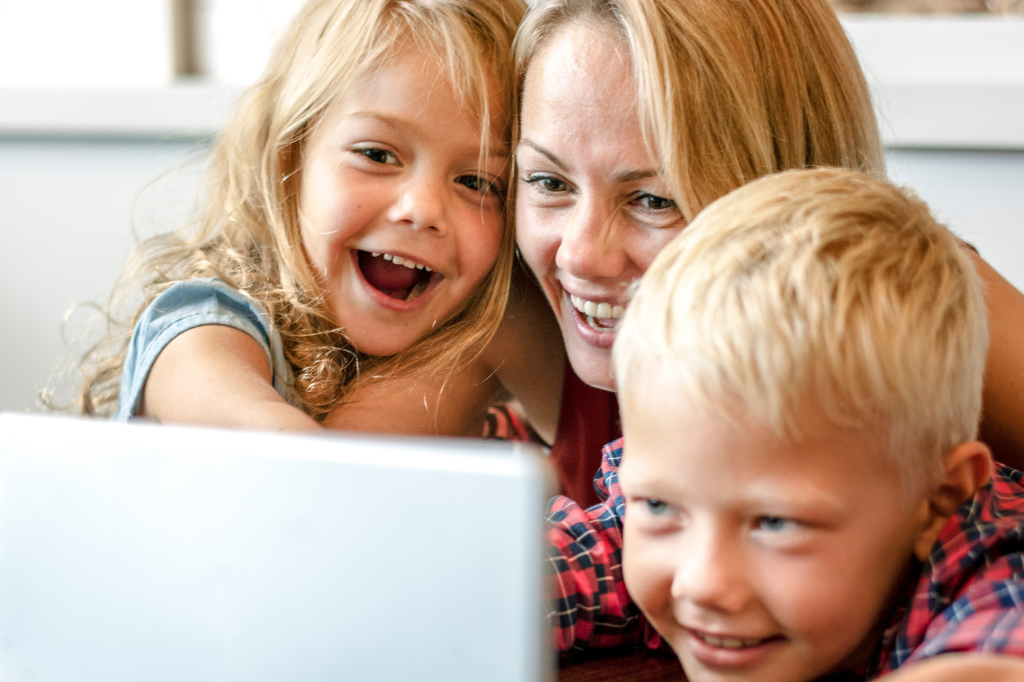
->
xmin=547 ymin=364 xmax=620 ymax=507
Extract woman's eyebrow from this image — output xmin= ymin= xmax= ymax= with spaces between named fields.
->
xmin=516 ymin=139 xmax=567 ymax=172
xmin=614 ymin=169 xmax=657 ymax=183
xmin=518 ymin=139 xmax=657 ymax=184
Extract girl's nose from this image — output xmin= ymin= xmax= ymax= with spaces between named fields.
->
xmin=554 ymin=196 xmax=630 ymax=282
xmin=670 ymin=526 xmax=750 ymax=615
xmin=387 ymin=172 xmax=447 ymax=233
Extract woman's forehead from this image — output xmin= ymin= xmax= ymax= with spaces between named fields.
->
xmin=521 ymin=23 xmax=635 ymax=120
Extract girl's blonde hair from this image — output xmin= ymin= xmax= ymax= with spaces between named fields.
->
xmin=513 ymin=0 xmax=884 ymax=222
xmin=78 ymin=0 xmax=526 ymax=419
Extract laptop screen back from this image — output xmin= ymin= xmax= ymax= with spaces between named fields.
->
xmin=0 ymin=413 xmax=553 ymax=682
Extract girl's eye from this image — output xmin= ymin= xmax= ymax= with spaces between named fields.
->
xmin=455 ymin=174 xmax=501 ymax=195
xmin=525 ymin=174 xmax=570 ymax=194
xmin=755 ymin=516 xmax=799 ymax=533
xmin=635 ymin=193 xmax=676 ymax=210
xmin=355 ymin=147 xmax=398 ymax=165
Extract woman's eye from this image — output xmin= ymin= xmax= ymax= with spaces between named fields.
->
xmin=635 ymin=193 xmax=677 ymax=210
xmin=455 ymin=174 xmax=501 ymax=195
xmin=355 ymin=147 xmax=398 ymax=165
xmin=756 ymin=516 xmax=799 ymax=533
xmin=525 ymin=174 xmax=570 ymax=194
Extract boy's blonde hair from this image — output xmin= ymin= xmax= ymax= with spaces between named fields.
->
xmin=77 ymin=0 xmax=525 ymax=418
xmin=614 ymin=168 xmax=988 ymax=489
xmin=513 ymin=0 xmax=884 ymax=222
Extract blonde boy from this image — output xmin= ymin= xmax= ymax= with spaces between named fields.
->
xmin=545 ymin=168 xmax=1024 ymax=681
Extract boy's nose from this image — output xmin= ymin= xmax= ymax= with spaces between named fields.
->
xmin=554 ymin=197 xmax=630 ymax=282
xmin=670 ymin=527 xmax=750 ymax=615
xmin=387 ymin=173 xmax=447 ymax=233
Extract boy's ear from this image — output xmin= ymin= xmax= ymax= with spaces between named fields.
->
xmin=913 ymin=441 xmax=993 ymax=562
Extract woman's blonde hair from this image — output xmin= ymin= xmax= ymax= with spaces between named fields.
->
xmin=615 ymin=169 xmax=987 ymax=491
xmin=77 ymin=0 xmax=526 ymax=418
xmin=513 ymin=0 xmax=884 ymax=222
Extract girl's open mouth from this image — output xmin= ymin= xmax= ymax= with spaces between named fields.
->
xmin=356 ymin=250 xmax=442 ymax=302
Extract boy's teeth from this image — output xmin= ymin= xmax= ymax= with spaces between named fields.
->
xmin=372 ymin=252 xmax=431 ymax=272
xmin=697 ymin=632 xmax=767 ymax=649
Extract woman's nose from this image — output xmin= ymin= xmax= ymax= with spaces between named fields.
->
xmin=554 ymin=196 xmax=630 ymax=282
xmin=387 ymin=172 xmax=447 ymax=233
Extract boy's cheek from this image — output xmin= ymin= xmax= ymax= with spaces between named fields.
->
xmin=622 ymin=525 xmax=675 ymax=627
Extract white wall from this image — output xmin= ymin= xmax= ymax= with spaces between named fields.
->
xmin=0 ymin=139 xmax=207 ymax=412
xmin=887 ymin=150 xmax=1024 ymax=285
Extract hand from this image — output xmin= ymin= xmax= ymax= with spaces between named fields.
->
xmin=884 ymin=654 xmax=1024 ymax=682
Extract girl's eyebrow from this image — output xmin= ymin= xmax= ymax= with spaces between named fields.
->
xmin=345 ymin=111 xmax=418 ymax=134
xmin=346 ymin=111 xmax=510 ymax=160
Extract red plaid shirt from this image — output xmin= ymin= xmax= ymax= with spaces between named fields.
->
xmin=545 ymin=438 xmax=1024 ymax=676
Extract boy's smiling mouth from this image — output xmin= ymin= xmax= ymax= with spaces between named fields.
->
xmin=356 ymin=250 xmax=442 ymax=302
xmin=685 ymin=626 xmax=786 ymax=670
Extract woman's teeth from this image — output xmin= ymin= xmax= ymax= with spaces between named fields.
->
xmin=371 ymin=252 xmax=431 ymax=272
xmin=569 ymin=294 xmax=625 ymax=331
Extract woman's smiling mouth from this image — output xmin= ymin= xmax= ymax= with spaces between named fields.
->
xmin=564 ymin=291 xmax=628 ymax=343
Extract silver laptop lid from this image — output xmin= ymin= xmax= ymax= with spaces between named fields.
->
xmin=0 ymin=413 xmax=553 ymax=682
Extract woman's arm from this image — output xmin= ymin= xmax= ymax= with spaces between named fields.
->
xmin=971 ymin=251 xmax=1024 ymax=469
xmin=143 ymin=325 xmax=320 ymax=431
xmin=480 ymin=262 xmax=566 ymax=445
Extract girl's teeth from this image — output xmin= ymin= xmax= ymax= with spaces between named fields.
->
xmin=371 ymin=252 xmax=431 ymax=272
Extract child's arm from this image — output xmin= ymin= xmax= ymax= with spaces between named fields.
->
xmin=886 ymin=654 xmax=1024 ymax=682
xmin=320 ymin=360 xmax=504 ymax=437
xmin=479 ymin=262 xmax=566 ymax=445
xmin=143 ymin=325 xmax=319 ymax=431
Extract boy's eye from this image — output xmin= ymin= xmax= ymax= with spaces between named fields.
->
xmin=356 ymin=147 xmax=398 ymax=165
xmin=525 ymin=174 xmax=569 ymax=194
xmin=635 ymin=193 xmax=676 ymax=210
xmin=755 ymin=516 xmax=799 ymax=533
xmin=643 ymin=498 xmax=672 ymax=516
xmin=455 ymin=174 xmax=501 ymax=195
